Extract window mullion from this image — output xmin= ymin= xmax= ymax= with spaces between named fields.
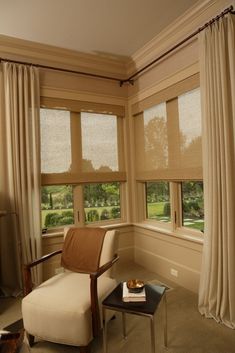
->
xmin=73 ymin=185 xmax=85 ymax=227
xmin=70 ymin=112 xmax=82 ymax=173
xmin=170 ymin=182 xmax=181 ymax=231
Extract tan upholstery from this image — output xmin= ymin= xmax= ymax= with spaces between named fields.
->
xmin=22 ymin=228 xmax=118 ymax=348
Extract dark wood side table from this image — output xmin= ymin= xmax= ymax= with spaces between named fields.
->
xmin=102 ymin=283 xmax=167 ymax=353
xmin=0 ymin=319 xmax=24 ymax=353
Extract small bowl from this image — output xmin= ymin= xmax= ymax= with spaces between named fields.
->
xmin=127 ymin=279 xmax=145 ymax=293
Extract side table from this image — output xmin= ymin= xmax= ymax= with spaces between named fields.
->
xmin=102 ymin=283 xmax=167 ymax=353
xmin=0 ymin=319 xmax=29 ymax=353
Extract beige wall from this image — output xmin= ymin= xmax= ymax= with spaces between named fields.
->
xmin=134 ymin=226 xmax=202 ymax=292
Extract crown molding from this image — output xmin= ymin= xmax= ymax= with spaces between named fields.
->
xmin=127 ymin=0 xmax=233 ymax=76
xmin=0 ymin=0 xmax=233 ymax=82
xmin=0 ymin=34 xmax=128 ymax=79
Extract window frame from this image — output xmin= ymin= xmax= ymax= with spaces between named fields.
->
xmin=40 ymin=97 xmax=127 ymax=232
xmin=133 ymin=74 xmax=204 ymax=242
xmin=138 ymin=180 xmax=204 ymax=240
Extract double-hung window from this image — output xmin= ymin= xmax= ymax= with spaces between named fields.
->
xmin=40 ymin=98 xmax=126 ymax=231
xmin=133 ymin=74 xmax=204 ymax=237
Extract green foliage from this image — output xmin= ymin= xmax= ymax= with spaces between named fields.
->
xmin=41 ymin=185 xmax=73 ymax=211
xmin=100 ymin=209 xmax=110 ymax=220
xmin=87 ymin=209 xmax=99 ymax=222
xmin=44 ymin=210 xmax=74 ymax=228
xmin=83 ymin=182 xmax=120 ymax=208
xmin=146 ymin=182 xmax=169 ymax=203
xmin=44 ymin=213 xmax=61 ymax=227
xmin=111 ymin=207 xmax=121 ymax=219
xmin=163 ymin=202 xmax=171 ymax=216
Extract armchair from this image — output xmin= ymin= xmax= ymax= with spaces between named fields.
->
xmin=22 ymin=227 xmax=119 ymax=353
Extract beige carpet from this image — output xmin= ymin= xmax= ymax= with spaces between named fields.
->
xmin=1 ymin=262 xmax=235 ymax=353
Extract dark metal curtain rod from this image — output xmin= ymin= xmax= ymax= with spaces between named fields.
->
xmin=120 ymin=5 xmax=235 ymax=86
xmin=0 ymin=57 xmax=122 ymax=83
xmin=0 ymin=5 xmax=234 ymax=87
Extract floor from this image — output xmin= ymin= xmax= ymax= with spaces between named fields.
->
xmin=1 ymin=261 xmax=235 ymax=353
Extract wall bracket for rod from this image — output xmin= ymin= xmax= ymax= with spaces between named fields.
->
xmin=119 ymin=79 xmax=134 ymax=87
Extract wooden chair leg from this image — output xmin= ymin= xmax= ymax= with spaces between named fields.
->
xmin=26 ymin=332 xmax=35 ymax=347
xmin=79 ymin=345 xmax=90 ymax=353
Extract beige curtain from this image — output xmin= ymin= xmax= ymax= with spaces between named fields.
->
xmin=198 ymin=14 xmax=235 ymax=328
xmin=0 ymin=62 xmax=42 ymax=296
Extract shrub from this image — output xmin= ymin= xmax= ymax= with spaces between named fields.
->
xmin=44 ymin=212 xmax=61 ymax=227
xmin=111 ymin=207 xmax=121 ymax=219
xmin=87 ymin=209 xmax=99 ymax=222
xmin=60 ymin=216 xmax=74 ymax=225
xmin=100 ymin=209 xmax=110 ymax=220
xmin=163 ymin=202 xmax=171 ymax=216
xmin=61 ymin=210 xmax=73 ymax=218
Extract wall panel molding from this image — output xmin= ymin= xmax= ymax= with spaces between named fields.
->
xmin=135 ymin=246 xmax=201 ymax=293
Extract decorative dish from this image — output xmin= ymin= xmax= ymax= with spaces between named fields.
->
xmin=127 ymin=279 xmax=145 ymax=293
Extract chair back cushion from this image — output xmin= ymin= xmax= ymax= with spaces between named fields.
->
xmin=61 ymin=227 xmax=106 ymax=272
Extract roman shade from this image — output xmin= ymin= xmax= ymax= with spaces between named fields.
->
xmin=133 ymin=74 xmax=202 ymax=181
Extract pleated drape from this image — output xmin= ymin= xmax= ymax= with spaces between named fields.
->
xmin=0 ymin=62 xmax=42 ymax=295
xmin=198 ymin=14 xmax=235 ymax=329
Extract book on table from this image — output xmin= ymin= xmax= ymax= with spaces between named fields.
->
xmin=122 ymin=282 xmax=146 ymax=302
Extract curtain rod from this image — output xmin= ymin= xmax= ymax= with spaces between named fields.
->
xmin=0 ymin=57 xmax=122 ymax=83
xmin=0 ymin=5 xmax=234 ymax=87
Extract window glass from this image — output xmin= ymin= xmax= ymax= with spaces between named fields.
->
xmin=81 ymin=113 xmax=118 ymax=172
xmin=84 ymin=182 xmax=121 ymax=223
xmin=178 ymin=88 xmax=202 ymax=168
xmin=135 ymin=103 xmax=168 ymax=174
xmin=41 ymin=185 xmax=74 ymax=229
xmin=40 ymin=109 xmax=71 ymax=173
xmin=146 ymin=181 xmax=171 ymax=222
xmin=182 ymin=181 xmax=204 ymax=231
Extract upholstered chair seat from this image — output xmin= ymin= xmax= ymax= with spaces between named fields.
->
xmin=22 ymin=228 xmax=118 ymax=353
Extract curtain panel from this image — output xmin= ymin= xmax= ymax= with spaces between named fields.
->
xmin=0 ymin=62 xmax=42 ymax=295
xmin=198 ymin=14 xmax=235 ymax=329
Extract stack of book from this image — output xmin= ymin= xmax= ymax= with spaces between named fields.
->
xmin=122 ymin=282 xmax=146 ymax=302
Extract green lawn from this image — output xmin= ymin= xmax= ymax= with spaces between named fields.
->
xmin=147 ymin=202 xmax=169 ymax=220
xmin=147 ymin=202 xmax=204 ymax=231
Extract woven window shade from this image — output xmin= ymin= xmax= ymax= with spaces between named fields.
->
xmin=40 ymin=99 xmax=126 ymax=185
xmin=134 ymin=77 xmax=202 ymax=181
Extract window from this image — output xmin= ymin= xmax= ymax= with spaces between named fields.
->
xmin=41 ymin=185 xmax=74 ymax=229
xmin=145 ymin=182 xmax=171 ymax=223
xmin=134 ymin=74 xmax=204 ymax=237
xmin=40 ymin=98 xmax=126 ymax=231
xmin=84 ymin=182 xmax=121 ymax=223
xmin=182 ymin=181 xmax=204 ymax=231
xmin=81 ymin=113 xmax=118 ymax=172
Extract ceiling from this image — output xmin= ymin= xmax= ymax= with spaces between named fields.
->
xmin=0 ymin=0 xmax=200 ymax=57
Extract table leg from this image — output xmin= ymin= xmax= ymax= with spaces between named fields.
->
xmin=150 ymin=316 xmax=156 ymax=353
xmin=103 ymin=307 xmax=107 ymax=353
xmin=122 ymin=312 xmax=127 ymax=339
xmin=164 ymin=293 xmax=167 ymax=348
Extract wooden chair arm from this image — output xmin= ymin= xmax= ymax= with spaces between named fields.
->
xmin=25 ymin=250 xmax=62 ymax=269
xmin=23 ymin=250 xmax=62 ymax=296
xmin=90 ymin=253 xmax=119 ymax=337
xmin=90 ymin=254 xmax=119 ymax=279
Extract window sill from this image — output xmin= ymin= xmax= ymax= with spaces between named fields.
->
xmin=133 ymin=222 xmax=204 ymax=245
xmin=41 ymin=222 xmax=132 ymax=238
